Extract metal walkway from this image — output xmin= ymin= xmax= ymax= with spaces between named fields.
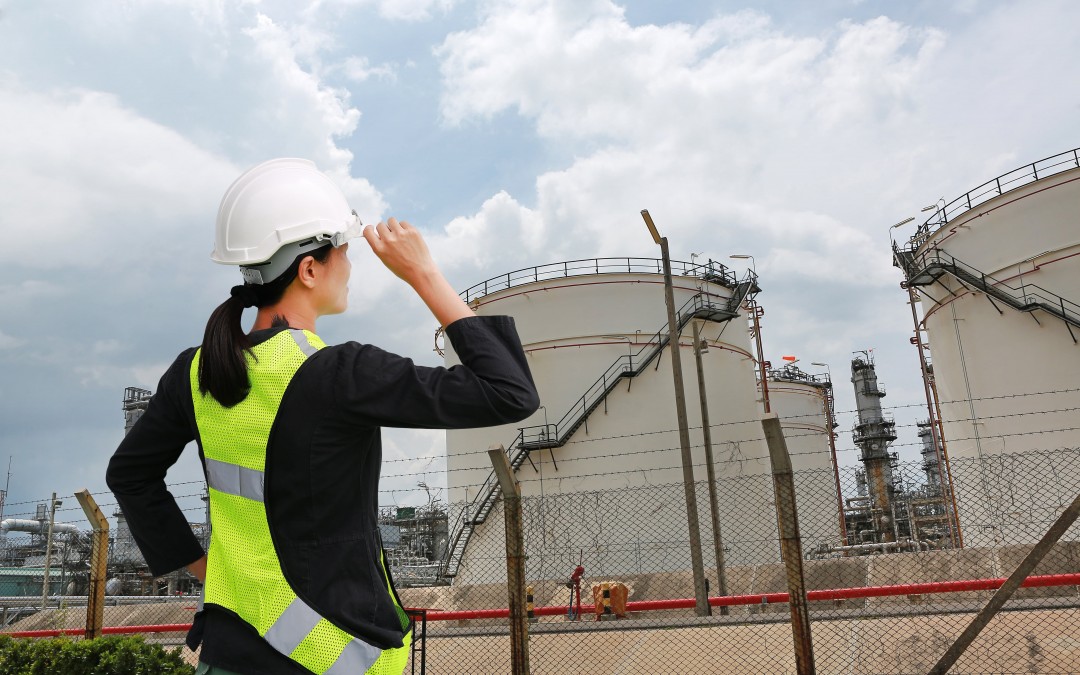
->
xmin=440 ymin=273 xmax=758 ymax=581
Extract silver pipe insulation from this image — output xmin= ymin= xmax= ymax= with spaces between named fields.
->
xmin=0 ymin=519 xmax=79 ymax=537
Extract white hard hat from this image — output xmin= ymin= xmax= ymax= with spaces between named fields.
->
xmin=212 ymin=158 xmax=364 ymax=284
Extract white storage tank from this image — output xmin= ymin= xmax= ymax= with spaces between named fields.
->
xmin=765 ymin=365 xmax=844 ymax=547
xmin=895 ymin=148 xmax=1080 ymax=545
xmin=443 ymin=258 xmax=774 ymax=584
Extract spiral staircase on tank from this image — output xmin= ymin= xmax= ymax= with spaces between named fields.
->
xmin=439 ymin=271 xmax=758 ymax=581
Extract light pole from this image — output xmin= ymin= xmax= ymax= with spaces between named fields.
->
xmin=640 ymin=209 xmax=710 ymax=617
xmin=41 ymin=493 xmax=61 ymax=610
xmin=730 ymin=254 xmax=770 ymax=413
xmin=811 ymin=362 xmax=848 ymax=545
xmin=692 ymin=320 xmax=728 ymax=613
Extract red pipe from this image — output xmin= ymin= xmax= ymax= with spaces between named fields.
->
xmin=6 ymin=624 xmax=192 ymax=638
xmin=421 ymin=573 xmax=1080 ymax=621
xmin=6 ymin=573 xmax=1079 ymax=636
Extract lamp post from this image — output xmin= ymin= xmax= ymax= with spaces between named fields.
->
xmin=730 ymin=255 xmax=770 ymax=413
xmin=811 ymin=362 xmax=848 ymax=545
xmin=640 ymin=209 xmax=710 ymax=617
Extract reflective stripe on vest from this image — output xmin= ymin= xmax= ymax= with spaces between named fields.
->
xmin=191 ymin=328 xmax=411 ymax=674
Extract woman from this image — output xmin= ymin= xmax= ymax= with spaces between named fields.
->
xmin=106 ymin=158 xmax=539 ymax=674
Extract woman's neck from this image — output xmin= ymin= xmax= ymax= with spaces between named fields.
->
xmin=251 ymin=304 xmax=317 ymax=333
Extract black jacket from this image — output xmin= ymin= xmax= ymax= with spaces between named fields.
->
xmin=106 ymin=315 xmax=538 ymax=673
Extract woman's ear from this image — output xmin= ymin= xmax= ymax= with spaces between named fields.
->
xmin=296 ymin=255 xmax=318 ymax=289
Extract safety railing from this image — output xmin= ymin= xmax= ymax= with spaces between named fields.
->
xmin=896 ymin=246 xmax=1080 ymax=334
xmin=907 ymin=146 xmax=1080 ymax=250
xmin=459 ymin=257 xmax=738 ymax=304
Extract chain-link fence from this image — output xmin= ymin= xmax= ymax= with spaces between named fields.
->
xmin=395 ymin=448 xmax=1080 ymax=674
xmin=2 ymin=447 xmax=1078 ymax=673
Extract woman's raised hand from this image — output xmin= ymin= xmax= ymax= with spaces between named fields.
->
xmin=363 ymin=217 xmax=437 ymax=285
xmin=362 ymin=217 xmax=474 ymax=327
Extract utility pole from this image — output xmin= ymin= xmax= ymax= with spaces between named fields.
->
xmin=641 ymin=209 xmax=710 ymax=617
xmin=41 ymin=492 xmax=59 ymax=611
xmin=693 ymin=320 xmax=728 ymax=614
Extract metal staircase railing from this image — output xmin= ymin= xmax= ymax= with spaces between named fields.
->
xmin=894 ymin=244 xmax=1080 ymax=342
xmin=439 ymin=271 xmax=757 ymax=580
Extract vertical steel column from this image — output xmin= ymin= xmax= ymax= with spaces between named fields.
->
xmin=74 ymin=489 xmax=109 ymax=639
xmin=762 ymin=414 xmax=816 ymax=675
xmin=488 ymin=445 xmax=530 ymax=675
xmin=693 ymin=321 xmax=727 ymax=614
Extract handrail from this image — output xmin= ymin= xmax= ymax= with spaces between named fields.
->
xmin=897 ymin=246 xmax=1080 ymax=330
xmin=906 ymin=146 xmax=1080 ymax=251
xmin=459 ymin=257 xmax=738 ymax=304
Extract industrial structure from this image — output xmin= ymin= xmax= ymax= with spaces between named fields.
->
xmin=893 ymin=146 xmax=1080 ymax=546
xmin=442 ymin=257 xmax=767 ymax=584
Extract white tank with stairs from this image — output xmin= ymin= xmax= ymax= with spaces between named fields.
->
xmin=442 ymin=258 xmax=773 ymax=584
xmin=894 ymin=148 xmax=1080 ymax=546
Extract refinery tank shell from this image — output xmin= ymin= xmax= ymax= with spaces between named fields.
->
xmin=765 ymin=366 xmax=843 ymax=547
xmin=443 ymin=258 xmax=773 ymax=584
xmin=898 ymin=149 xmax=1080 ymax=545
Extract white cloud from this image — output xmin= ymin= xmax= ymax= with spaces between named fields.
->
xmin=432 ymin=4 xmax=946 ymax=284
xmin=308 ymin=0 xmax=456 ymax=22
xmin=0 ymin=82 xmax=238 ymax=268
xmin=431 ymin=191 xmax=546 ymax=271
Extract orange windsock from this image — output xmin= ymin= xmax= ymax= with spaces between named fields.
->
xmin=782 ymin=355 xmax=797 ymax=362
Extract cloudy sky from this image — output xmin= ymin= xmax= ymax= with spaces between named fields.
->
xmin=0 ymin=0 xmax=1077 ymax=525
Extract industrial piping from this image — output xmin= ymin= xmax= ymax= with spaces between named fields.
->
xmin=0 ymin=519 xmax=79 ymax=537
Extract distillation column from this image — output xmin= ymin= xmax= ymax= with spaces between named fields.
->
xmin=850 ymin=354 xmax=898 ymax=542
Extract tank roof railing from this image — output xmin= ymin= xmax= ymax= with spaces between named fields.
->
xmin=905 ymin=146 xmax=1080 ymax=252
xmin=459 ymin=256 xmax=739 ymax=304
xmin=767 ymin=364 xmax=830 ymax=386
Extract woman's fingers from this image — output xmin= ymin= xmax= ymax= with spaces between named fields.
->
xmin=362 ymin=217 xmax=435 ymax=284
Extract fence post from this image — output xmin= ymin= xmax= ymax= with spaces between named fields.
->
xmin=761 ymin=414 xmax=816 ymax=675
xmin=74 ymin=489 xmax=109 ymax=640
xmin=929 ymin=491 xmax=1080 ymax=674
xmin=488 ymin=445 xmax=530 ymax=675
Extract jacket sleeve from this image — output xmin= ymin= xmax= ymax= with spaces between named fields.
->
xmin=105 ymin=349 xmax=205 ymax=577
xmin=334 ymin=315 xmax=539 ymax=428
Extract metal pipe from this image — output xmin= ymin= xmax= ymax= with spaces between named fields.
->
xmin=0 ymin=519 xmax=79 ymax=536
xmin=412 ymin=572 xmax=1080 ymax=621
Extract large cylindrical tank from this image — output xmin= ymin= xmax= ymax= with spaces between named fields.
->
xmin=444 ymin=258 xmax=773 ymax=584
xmin=900 ymin=150 xmax=1080 ymax=545
xmin=765 ymin=365 xmax=843 ymax=547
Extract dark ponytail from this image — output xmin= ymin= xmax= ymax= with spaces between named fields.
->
xmin=198 ymin=243 xmax=333 ymax=407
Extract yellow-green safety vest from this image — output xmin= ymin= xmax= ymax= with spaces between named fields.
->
xmin=190 ymin=328 xmax=411 ymax=674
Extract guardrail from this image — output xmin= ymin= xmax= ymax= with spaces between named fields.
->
xmin=908 ymin=146 xmax=1080 ymax=250
xmin=459 ymin=257 xmax=738 ymax=303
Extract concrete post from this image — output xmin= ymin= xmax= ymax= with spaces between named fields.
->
xmin=693 ymin=320 xmax=727 ymax=614
xmin=641 ymin=209 xmax=709 ymax=617
xmin=488 ymin=445 xmax=530 ymax=675
xmin=74 ymin=489 xmax=109 ymax=640
xmin=762 ymin=414 xmax=816 ymax=675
